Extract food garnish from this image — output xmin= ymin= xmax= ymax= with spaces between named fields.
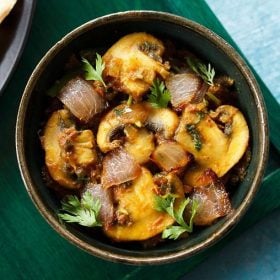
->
xmin=147 ymin=79 xmax=171 ymax=108
xmin=58 ymin=191 xmax=101 ymax=227
xmin=155 ymin=195 xmax=198 ymax=240
xmin=186 ymin=57 xmax=222 ymax=106
xmin=82 ymin=53 xmax=106 ymax=88
xmin=186 ymin=57 xmax=215 ymax=86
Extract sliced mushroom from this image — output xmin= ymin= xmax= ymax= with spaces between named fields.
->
xmin=104 ymin=168 xmax=184 ymax=241
xmin=153 ymin=172 xmax=185 ymax=197
xmin=124 ymin=125 xmax=155 ymax=164
xmin=41 ymin=109 xmax=97 ymax=189
xmin=96 ymin=102 xmax=151 ymax=153
xmin=146 ymin=107 xmax=179 ymax=139
xmin=175 ymin=104 xmax=249 ymax=178
xmin=103 ymin=32 xmax=170 ymax=99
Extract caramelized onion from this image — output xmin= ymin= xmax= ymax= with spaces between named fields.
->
xmin=58 ymin=77 xmax=107 ymax=122
xmin=188 ymin=169 xmax=232 ymax=226
xmin=101 ymin=148 xmax=141 ymax=188
xmin=84 ymin=183 xmax=114 ymax=228
xmin=151 ymin=141 xmax=192 ymax=172
xmin=166 ymin=73 xmax=208 ymax=109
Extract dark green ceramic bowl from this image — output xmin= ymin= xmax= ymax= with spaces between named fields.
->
xmin=16 ymin=11 xmax=268 ymax=265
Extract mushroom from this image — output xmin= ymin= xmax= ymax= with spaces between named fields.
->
xmin=175 ymin=104 xmax=249 ymax=180
xmin=104 ymin=168 xmax=184 ymax=241
xmin=103 ymin=32 xmax=170 ymax=100
xmin=146 ymin=106 xmax=179 ymax=139
xmin=124 ymin=125 xmax=155 ymax=164
xmin=96 ymin=102 xmax=151 ymax=153
xmin=153 ymin=171 xmax=185 ymax=197
xmin=41 ymin=109 xmax=97 ymax=189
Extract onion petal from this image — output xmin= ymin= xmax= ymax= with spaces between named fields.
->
xmin=58 ymin=77 xmax=106 ymax=122
xmin=102 ymin=148 xmax=141 ymax=188
xmin=83 ymin=183 xmax=114 ymax=228
xmin=189 ymin=169 xmax=232 ymax=226
xmin=166 ymin=73 xmax=208 ymax=109
xmin=151 ymin=141 xmax=192 ymax=172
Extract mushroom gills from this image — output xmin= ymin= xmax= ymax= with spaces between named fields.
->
xmin=97 ymin=102 xmax=151 ymax=153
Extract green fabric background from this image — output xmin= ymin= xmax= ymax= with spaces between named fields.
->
xmin=1 ymin=1 xmax=280 ymax=279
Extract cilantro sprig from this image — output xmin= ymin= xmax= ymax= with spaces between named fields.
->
xmin=58 ymin=191 xmax=101 ymax=227
xmin=147 ymin=79 xmax=171 ymax=108
xmin=155 ymin=195 xmax=199 ymax=240
xmin=82 ymin=53 xmax=106 ymax=88
xmin=186 ymin=57 xmax=215 ymax=86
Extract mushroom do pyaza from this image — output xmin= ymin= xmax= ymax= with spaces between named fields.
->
xmin=40 ymin=33 xmax=250 ymax=244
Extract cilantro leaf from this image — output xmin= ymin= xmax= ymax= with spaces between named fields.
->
xmin=162 ymin=226 xmax=188 ymax=240
xmin=174 ymin=198 xmax=191 ymax=228
xmin=186 ymin=57 xmax=215 ymax=86
xmin=155 ymin=194 xmax=199 ymax=240
xmin=188 ymin=199 xmax=199 ymax=233
xmin=186 ymin=57 xmax=222 ymax=106
xmin=58 ymin=191 xmax=101 ymax=227
xmin=82 ymin=53 xmax=106 ymax=88
xmin=154 ymin=195 xmax=175 ymax=213
xmin=147 ymin=79 xmax=171 ymax=108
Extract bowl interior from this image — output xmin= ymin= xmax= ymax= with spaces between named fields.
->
xmin=18 ymin=12 xmax=267 ymax=264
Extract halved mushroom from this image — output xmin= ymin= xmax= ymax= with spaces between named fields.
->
xmin=124 ymin=125 xmax=155 ymax=164
xmin=104 ymin=168 xmax=184 ymax=241
xmin=103 ymin=32 xmax=170 ymax=99
xmin=146 ymin=107 xmax=179 ymax=139
xmin=41 ymin=109 xmax=97 ymax=189
xmin=96 ymin=102 xmax=151 ymax=153
xmin=175 ymin=104 xmax=249 ymax=179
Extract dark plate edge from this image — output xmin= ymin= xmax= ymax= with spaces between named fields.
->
xmin=0 ymin=0 xmax=37 ymax=95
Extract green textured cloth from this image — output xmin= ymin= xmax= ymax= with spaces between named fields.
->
xmin=1 ymin=1 xmax=280 ymax=279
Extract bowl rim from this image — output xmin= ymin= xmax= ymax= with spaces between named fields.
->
xmin=16 ymin=10 xmax=269 ymax=265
